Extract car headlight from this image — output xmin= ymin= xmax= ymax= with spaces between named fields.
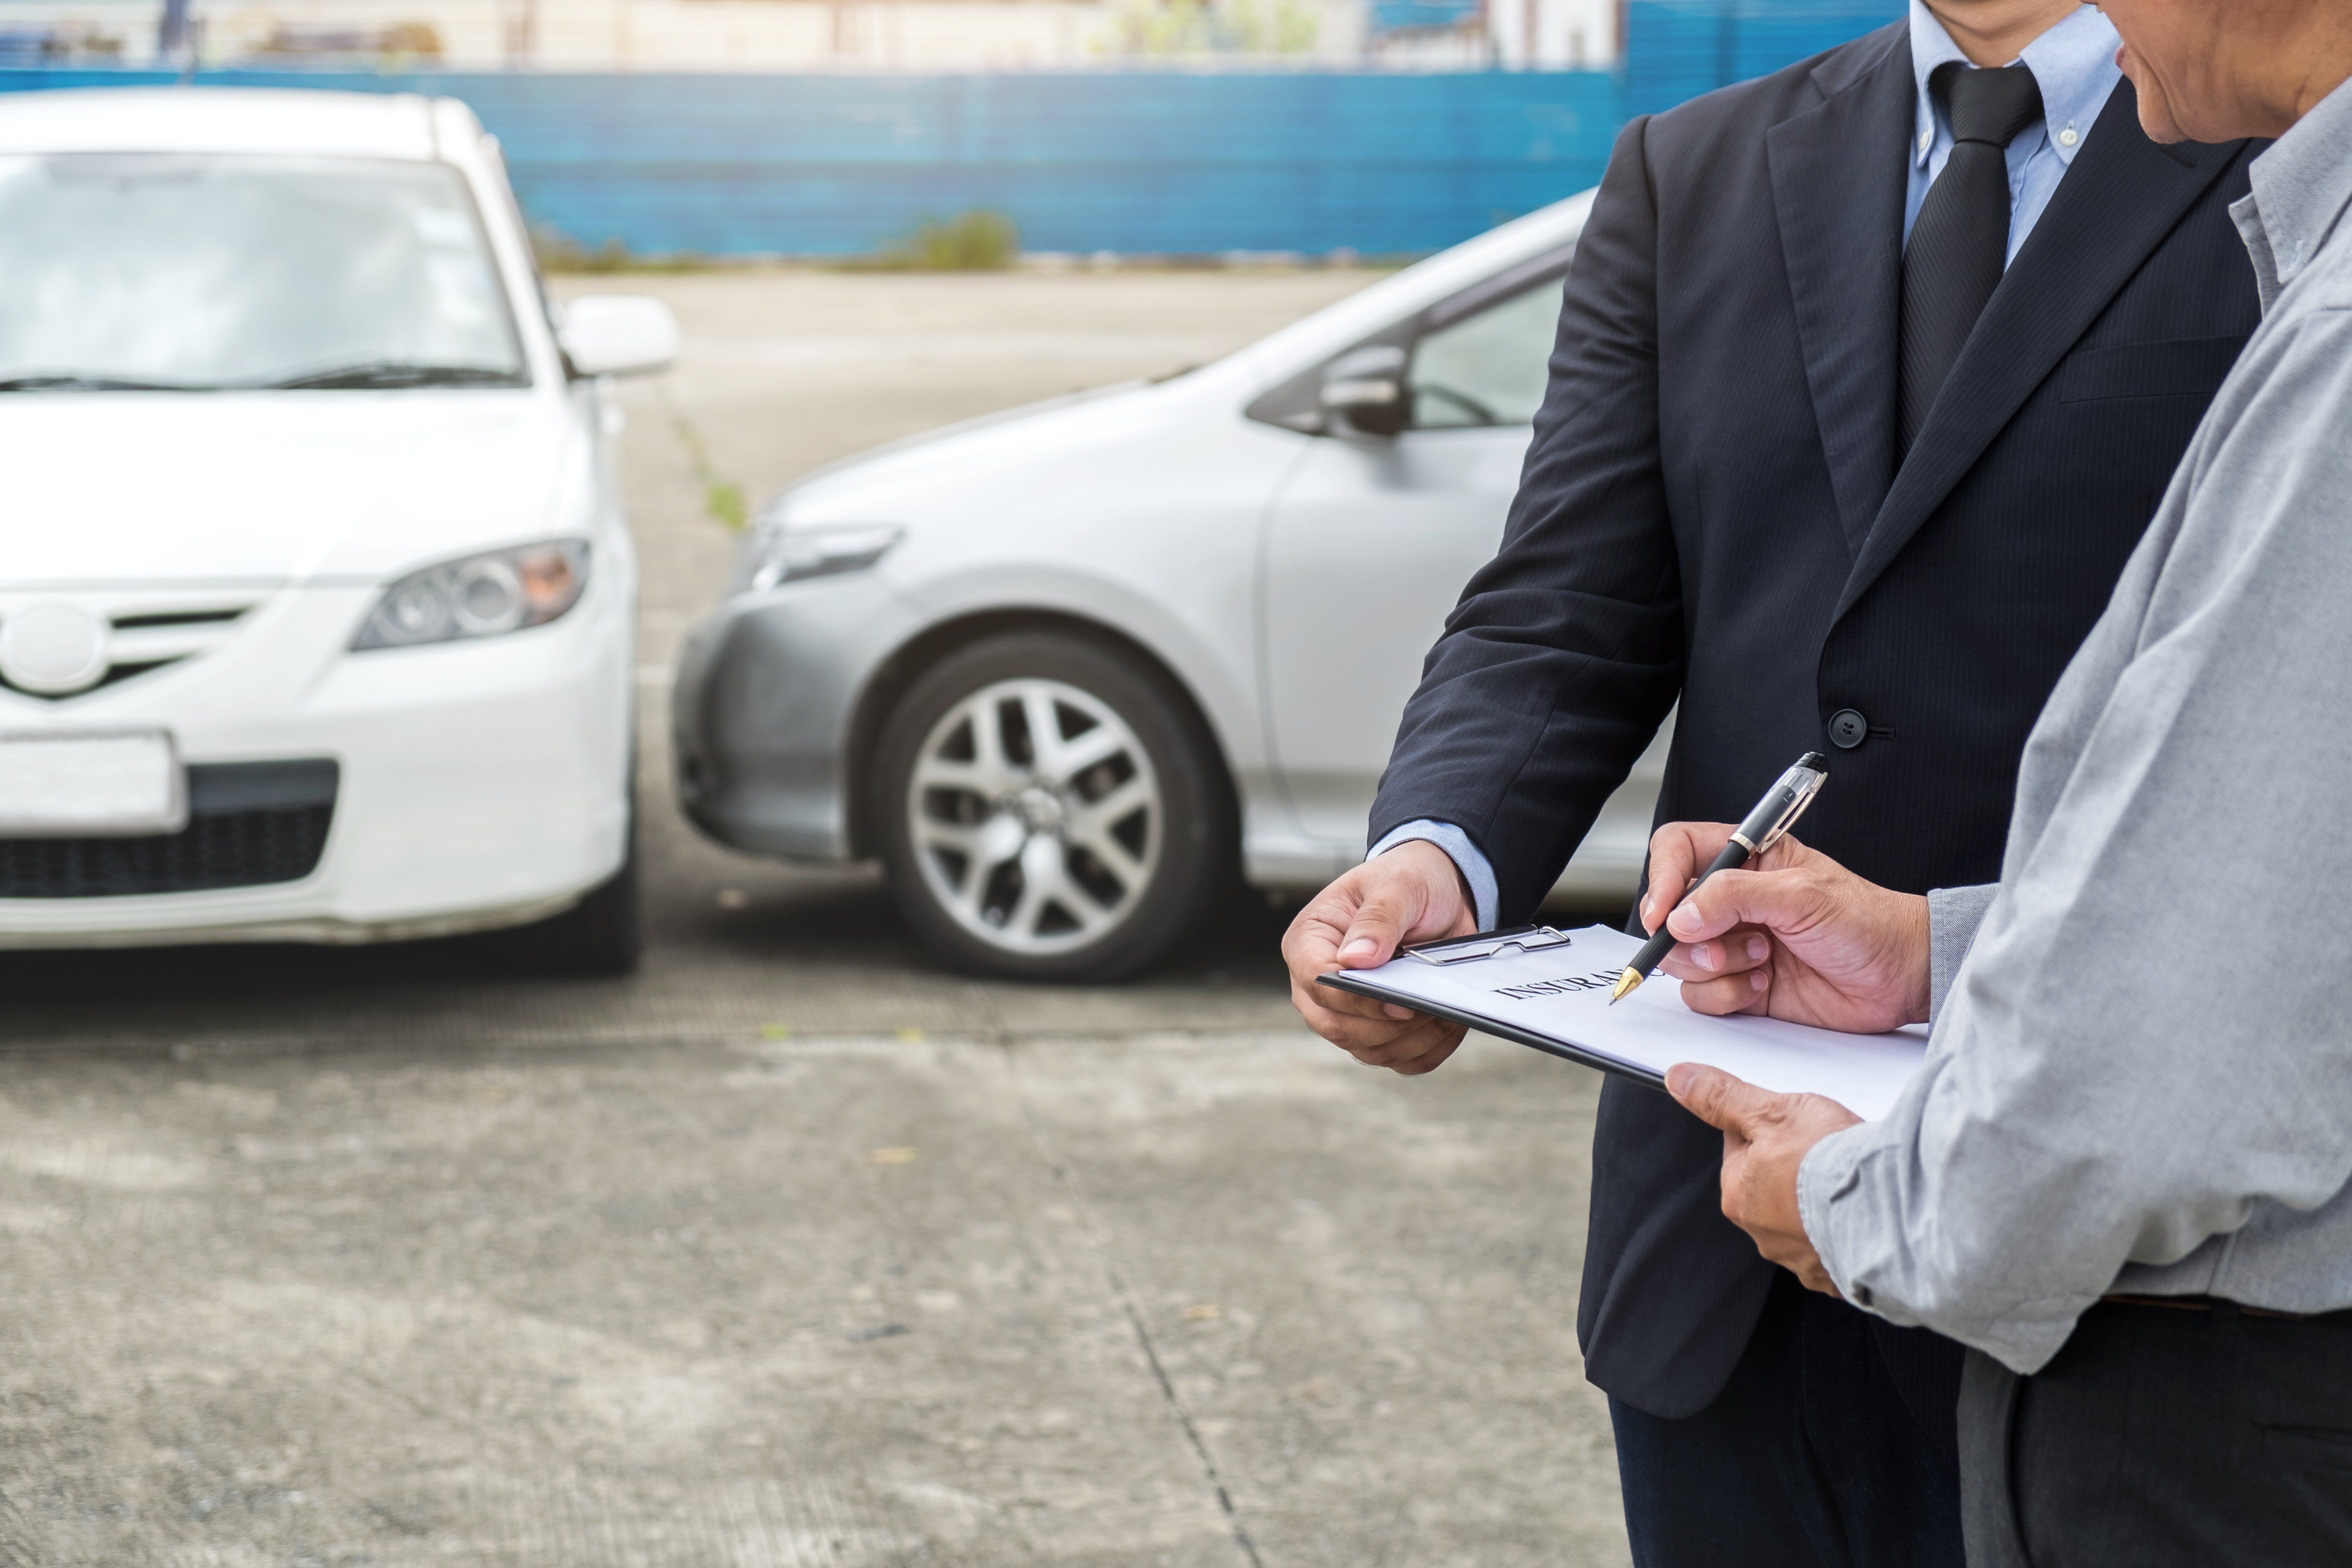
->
xmin=352 ymin=540 xmax=590 ymax=650
xmin=734 ymin=519 xmax=904 ymax=594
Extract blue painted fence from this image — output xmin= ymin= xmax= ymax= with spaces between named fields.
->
xmin=0 ymin=66 xmax=1620 ymax=255
xmin=0 ymin=6 xmax=1901 ymax=256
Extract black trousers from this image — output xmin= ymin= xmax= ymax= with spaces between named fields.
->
xmin=1959 ymin=1298 xmax=2352 ymax=1567
xmin=1609 ymin=1270 xmax=1966 ymax=1568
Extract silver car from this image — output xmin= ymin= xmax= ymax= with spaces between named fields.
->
xmin=671 ymin=191 xmax=1667 ymax=980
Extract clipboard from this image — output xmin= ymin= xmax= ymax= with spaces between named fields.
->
xmin=1319 ymin=924 xmax=1672 ymax=1089
xmin=1318 ymin=923 xmax=1928 ymax=1119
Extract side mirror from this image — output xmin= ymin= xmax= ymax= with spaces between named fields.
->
xmin=557 ymin=295 xmax=680 ymax=377
xmin=1318 ymin=343 xmax=1411 ymax=438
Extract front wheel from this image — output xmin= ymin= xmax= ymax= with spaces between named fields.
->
xmin=873 ymin=631 xmax=1233 ymax=981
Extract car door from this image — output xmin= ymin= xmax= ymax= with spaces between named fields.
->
xmin=1258 ymin=266 xmax=1670 ymax=891
xmin=1258 ymin=272 xmax=1562 ymax=860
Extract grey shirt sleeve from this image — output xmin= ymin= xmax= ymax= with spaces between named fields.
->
xmin=1797 ymin=305 xmax=2352 ymax=1374
xmin=1927 ymin=885 xmax=1998 ymax=1022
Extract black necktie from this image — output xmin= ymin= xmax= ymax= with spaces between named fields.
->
xmin=1899 ymin=62 xmax=2045 ymax=452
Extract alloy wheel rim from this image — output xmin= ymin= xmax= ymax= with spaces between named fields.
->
xmin=907 ymin=677 xmax=1162 ymax=955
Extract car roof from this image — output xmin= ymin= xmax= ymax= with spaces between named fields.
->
xmin=0 ymin=86 xmax=446 ymax=160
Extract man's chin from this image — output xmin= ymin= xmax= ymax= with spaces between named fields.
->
xmin=2117 ymin=43 xmax=2195 ymax=143
xmin=2122 ymin=68 xmax=2192 ymax=141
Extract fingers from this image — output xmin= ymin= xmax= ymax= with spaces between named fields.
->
xmin=1640 ymin=822 xmax=1739 ymax=932
xmin=1656 ymin=926 xmax=1772 ymax=985
xmin=1663 ymin=1062 xmax=1782 ymax=1135
xmin=1289 ymin=971 xmax=1423 ymax=1051
xmin=1285 ymin=848 xmax=1479 ymax=1042
xmin=1663 ymin=864 xmax=1826 ymax=948
xmin=1282 ymin=848 xmax=1477 ymax=1070
xmin=1386 ymin=1036 xmax=1467 ymax=1075
xmin=1346 ymin=1017 xmax=1469 ymax=1075
xmin=1288 ymin=980 xmax=1464 ymax=1069
xmin=1283 ymin=884 xmax=1412 ymax=1026
xmin=1673 ymin=968 xmax=1773 ymax=1017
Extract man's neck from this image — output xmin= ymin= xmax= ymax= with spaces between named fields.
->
xmin=2256 ymin=28 xmax=2352 ymax=134
xmin=1922 ymin=0 xmax=2085 ymax=67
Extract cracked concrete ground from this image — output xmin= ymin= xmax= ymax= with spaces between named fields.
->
xmin=0 ymin=270 xmax=1632 ymax=1567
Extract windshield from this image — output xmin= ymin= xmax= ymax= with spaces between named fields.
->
xmin=0 ymin=153 xmax=528 ymax=391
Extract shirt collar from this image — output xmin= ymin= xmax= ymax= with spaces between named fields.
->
xmin=2244 ymin=71 xmax=2352 ymax=294
xmin=1909 ymin=1 xmax=2122 ymax=170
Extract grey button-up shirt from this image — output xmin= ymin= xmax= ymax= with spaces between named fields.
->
xmin=1796 ymin=76 xmax=2352 ymax=1375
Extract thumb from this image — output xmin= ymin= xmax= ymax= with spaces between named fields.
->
xmin=1665 ymin=1063 xmax=1774 ymax=1135
xmin=1336 ymin=891 xmax=1412 ymax=967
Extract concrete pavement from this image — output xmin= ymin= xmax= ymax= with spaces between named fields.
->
xmin=0 ymin=269 xmax=1631 ymax=1567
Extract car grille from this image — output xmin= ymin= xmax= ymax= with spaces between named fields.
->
xmin=0 ymin=760 xmax=338 ymax=899
xmin=0 ymin=592 xmax=266 ymax=700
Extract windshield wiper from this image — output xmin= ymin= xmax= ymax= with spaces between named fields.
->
xmin=0 ymin=374 xmax=203 ymax=392
xmin=261 ymin=361 xmax=525 ymax=390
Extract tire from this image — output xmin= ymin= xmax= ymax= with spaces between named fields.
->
xmin=503 ymin=792 xmax=645 ymax=978
xmin=873 ymin=630 xmax=1234 ymax=981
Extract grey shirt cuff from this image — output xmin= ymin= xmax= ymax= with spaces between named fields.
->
xmin=1927 ymin=884 xmax=1999 ymax=1022
xmin=1368 ymin=820 xmax=1500 ymax=932
xmin=1797 ymin=1121 xmax=1882 ymax=1310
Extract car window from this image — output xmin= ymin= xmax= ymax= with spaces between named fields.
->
xmin=0 ymin=153 xmax=527 ymax=390
xmin=1407 ymin=281 xmax=1561 ymax=430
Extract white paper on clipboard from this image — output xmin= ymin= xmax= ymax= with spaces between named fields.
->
xmin=1321 ymin=924 xmax=1927 ymax=1121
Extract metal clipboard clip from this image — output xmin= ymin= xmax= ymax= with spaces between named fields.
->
xmin=1402 ymin=925 xmax=1574 ymax=966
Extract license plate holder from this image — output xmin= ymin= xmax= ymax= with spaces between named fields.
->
xmin=0 ymin=731 xmax=187 ymax=838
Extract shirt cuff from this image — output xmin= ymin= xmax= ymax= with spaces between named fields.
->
xmin=1796 ymin=1121 xmax=1898 ymax=1319
xmin=1368 ymin=820 xmax=1500 ymax=932
xmin=1927 ymin=884 xmax=1999 ymax=1022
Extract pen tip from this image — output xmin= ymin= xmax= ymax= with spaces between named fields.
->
xmin=1609 ymin=968 xmax=1642 ymax=1004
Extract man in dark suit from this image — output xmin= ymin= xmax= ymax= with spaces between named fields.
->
xmin=1281 ymin=0 xmax=2261 ymax=1562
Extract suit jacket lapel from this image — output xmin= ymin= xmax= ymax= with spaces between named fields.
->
xmin=1767 ymin=26 xmax=1916 ymax=557
xmin=1831 ymin=81 xmax=2249 ymax=623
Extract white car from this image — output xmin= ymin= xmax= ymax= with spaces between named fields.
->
xmin=0 ymin=87 xmax=677 ymax=970
xmin=674 ymin=191 xmax=1668 ymax=980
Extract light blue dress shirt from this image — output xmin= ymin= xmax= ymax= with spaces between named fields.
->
xmin=1904 ymin=0 xmax=2122 ymax=260
xmin=1372 ymin=3 xmax=2123 ymax=935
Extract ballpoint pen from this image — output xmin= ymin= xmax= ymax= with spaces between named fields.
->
xmin=1609 ymin=752 xmax=1832 ymax=1004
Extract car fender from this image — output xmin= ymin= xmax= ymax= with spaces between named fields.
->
xmin=893 ymin=565 xmax=1263 ymax=780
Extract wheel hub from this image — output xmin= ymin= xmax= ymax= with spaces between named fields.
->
xmin=1008 ymin=784 xmax=1067 ymax=837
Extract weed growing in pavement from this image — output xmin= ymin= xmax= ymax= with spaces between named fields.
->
xmin=663 ymin=398 xmax=749 ymax=533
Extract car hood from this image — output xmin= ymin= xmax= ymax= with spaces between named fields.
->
xmin=0 ymin=392 xmax=575 ymax=586
xmin=776 ymin=369 xmax=1237 ymax=524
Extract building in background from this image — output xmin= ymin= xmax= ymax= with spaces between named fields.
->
xmin=0 ymin=0 xmax=1633 ymax=69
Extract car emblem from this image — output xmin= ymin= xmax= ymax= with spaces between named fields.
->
xmin=0 ymin=602 xmax=109 ymax=696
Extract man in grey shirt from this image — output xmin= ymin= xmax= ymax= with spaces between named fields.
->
xmin=1631 ymin=0 xmax=2352 ymax=1559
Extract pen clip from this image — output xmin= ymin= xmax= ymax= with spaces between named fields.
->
xmin=1753 ymin=763 xmax=1829 ymax=857
xmin=1403 ymin=925 xmax=1573 ymax=966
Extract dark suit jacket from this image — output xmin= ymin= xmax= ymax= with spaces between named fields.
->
xmin=1368 ymin=23 xmax=2262 ymax=1418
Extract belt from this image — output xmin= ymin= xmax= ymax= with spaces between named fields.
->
xmin=2101 ymin=1292 xmax=2314 ymax=1322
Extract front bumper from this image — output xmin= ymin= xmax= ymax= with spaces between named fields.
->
xmin=671 ymin=572 xmax=917 ymax=863
xmin=0 ymin=579 xmax=632 ymax=947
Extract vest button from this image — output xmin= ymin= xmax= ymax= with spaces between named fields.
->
xmin=1828 ymin=709 xmax=1870 ymax=749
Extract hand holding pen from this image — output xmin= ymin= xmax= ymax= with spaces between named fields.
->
xmin=1611 ymin=754 xmax=1832 ymax=1003
xmin=1633 ymin=818 xmax=1934 ymax=1035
